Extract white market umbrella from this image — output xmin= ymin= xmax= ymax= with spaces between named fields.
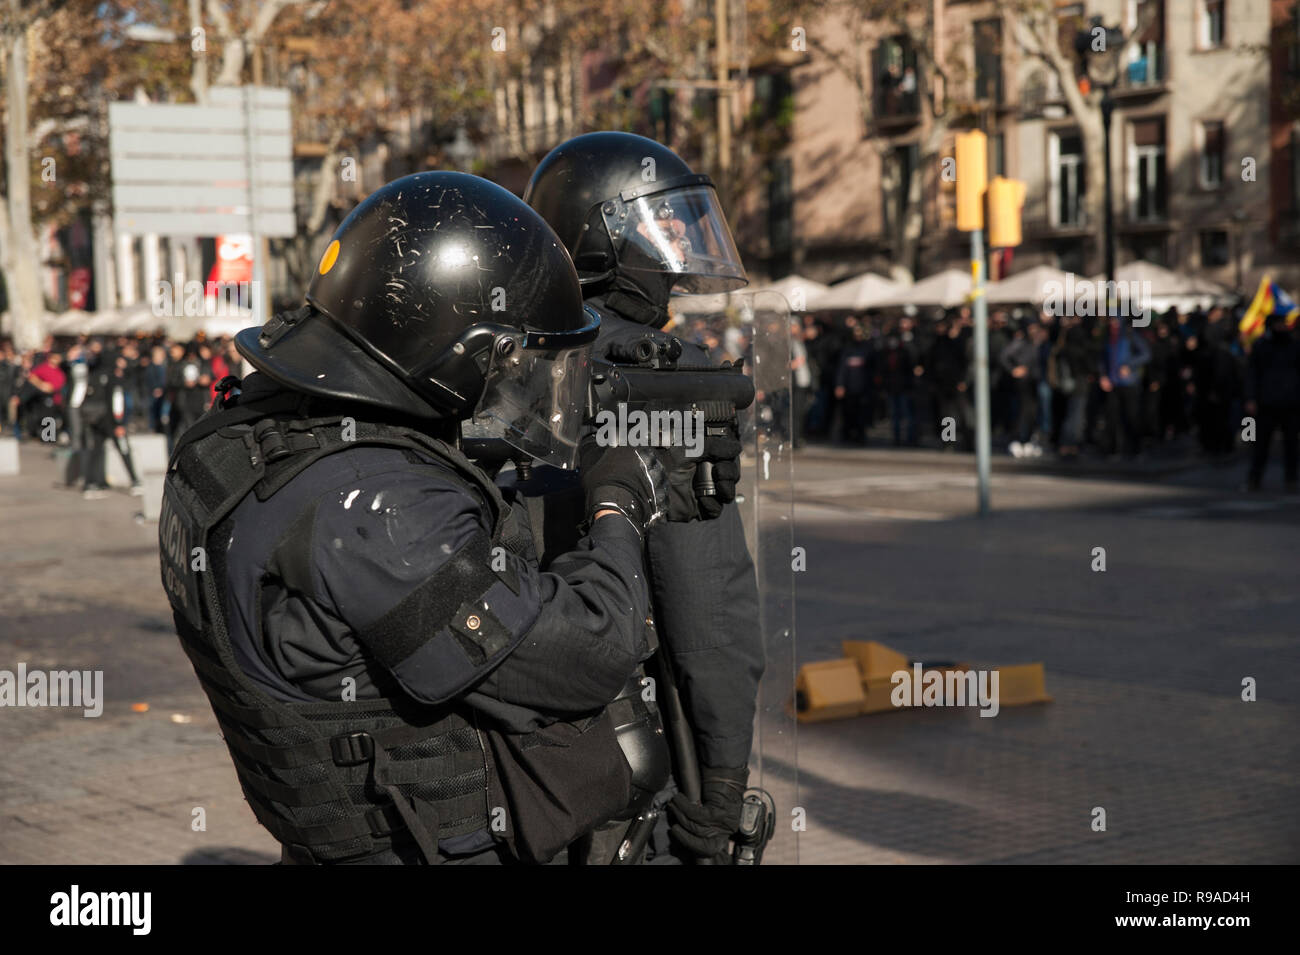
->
xmin=876 ymin=268 xmax=973 ymax=309
xmin=85 ymin=309 xmax=136 ymax=335
xmin=747 ymin=274 xmax=830 ymax=311
xmin=815 ymin=271 xmax=901 ymax=311
xmin=985 ymin=264 xmax=1074 ymax=305
xmin=667 ymin=274 xmax=829 ymax=318
xmin=122 ymin=307 xmax=173 ymax=335
xmin=1090 ymin=260 xmax=1236 ymax=315
xmin=45 ymin=309 xmax=94 ymax=335
xmin=1092 ymin=260 xmax=1228 ymax=298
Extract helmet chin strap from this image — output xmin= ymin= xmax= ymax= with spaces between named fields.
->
xmin=602 ymin=272 xmax=674 ymax=328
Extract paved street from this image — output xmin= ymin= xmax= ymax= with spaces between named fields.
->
xmin=2 ymin=440 xmax=1297 ymax=864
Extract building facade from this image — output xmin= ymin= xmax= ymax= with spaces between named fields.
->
xmin=787 ymin=0 xmax=1300 ymax=296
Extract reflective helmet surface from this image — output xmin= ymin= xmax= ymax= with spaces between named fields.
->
xmin=524 ymin=131 xmax=747 ymax=295
xmin=237 ymin=171 xmax=593 ymax=431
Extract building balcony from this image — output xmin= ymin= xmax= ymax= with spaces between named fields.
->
xmin=874 ymin=90 xmax=921 ymax=128
xmin=1024 ymin=215 xmax=1093 ymax=240
xmin=1113 ymin=49 xmax=1167 ymax=96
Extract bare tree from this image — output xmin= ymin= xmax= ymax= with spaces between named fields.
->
xmin=787 ymin=0 xmax=974 ymax=281
xmin=0 ymin=0 xmax=62 ymax=351
xmin=268 ymin=0 xmax=500 ymax=292
xmin=203 ymin=0 xmax=309 ymax=88
xmin=1007 ymin=0 xmax=1157 ymax=273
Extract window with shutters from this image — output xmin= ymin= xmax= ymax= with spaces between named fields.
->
xmin=974 ymin=19 xmax=1003 ymax=105
xmin=874 ymin=35 xmax=920 ymax=119
xmin=1200 ymin=230 xmax=1229 ymax=267
xmin=989 ymin=132 xmax=1005 ymax=178
xmin=881 ymin=143 xmax=919 ymax=237
xmin=1291 ymin=126 xmax=1300 ymax=214
xmin=1122 ymin=0 xmax=1165 ymax=87
xmin=1125 ymin=235 xmax=1166 ymax=266
xmin=1129 ymin=118 xmax=1167 ymax=222
xmin=1199 ymin=0 xmax=1225 ymax=50
xmin=1050 ymin=131 xmax=1086 ymax=228
xmin=1199 ymin=121 xmax=1224 ymax=189
xmin=768 ymin=156 xmax=793 ymax=270
xmin=1288 ymin=5 xmax=1300 ymax=75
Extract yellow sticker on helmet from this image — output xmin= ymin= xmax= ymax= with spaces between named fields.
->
xmin=318 ymin=239 xmax=340 ymax=276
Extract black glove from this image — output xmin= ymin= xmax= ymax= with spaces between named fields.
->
xmin=666 ymin=765 xmax=749 ymax=864
xmin=696 ymin=427 xmax=743 ymax=519
xmin=579 ymin=437 xmax=670 ymax=535
xmin=666 ymin=426 xmax=742 ymax=521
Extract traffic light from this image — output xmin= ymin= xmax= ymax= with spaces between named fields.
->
xmin=987 ymin=176 xmax=1025 ymax=248
xmin=955 ymin=130 xmax=987 ymax=232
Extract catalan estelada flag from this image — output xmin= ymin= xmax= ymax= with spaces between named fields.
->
xmin=1240 ymin=276 xmax=1300 ymax=345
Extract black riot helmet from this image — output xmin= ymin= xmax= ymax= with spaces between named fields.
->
xmin=524 ymin=132 xmax=748 ymax=310
xmin=236 ymin=171 xmax=600 ymax=466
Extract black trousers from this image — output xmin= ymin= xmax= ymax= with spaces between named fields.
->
xmin=1103 ymin=384 xmax=1142 ymax=456
xmin=1197 ymin=398 xmax=1234 ymax=455
xmin=934 ymin=388 xmax=971 ymax=449
xmin=84 ymin=419 xmax=139 ymax=489
xmin=1249 ymin=404 xmax=1300 ymax=486
xmin=1013 ymin=378 xmax=1038 ymax=444
xmin=840 ymin=391 xmax=871 ymax=444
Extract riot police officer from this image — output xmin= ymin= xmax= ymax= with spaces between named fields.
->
xmin=525 ymin=132 xmax=763 ymax=863
xmin=159 ymin=172 xmax=680 ymax=865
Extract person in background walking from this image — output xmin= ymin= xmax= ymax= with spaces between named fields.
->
xmin=17 ymin=350 xmax=65 ymax=440
xmin=803 ymin=318 xmax=839 ymax=440
xmin=0 ymin=340 xmax=21 ymax=437
xmin=1051 ymin=315 xmax=1091 ymax=460
xmin=61 ymin=344 xmax=90 ymax=487
xmin=146 ymin=344 xmax=168 ymax=434
xmin=928 ymin=318 xmax=971 ymax=450
xmin=835 ymin=323 xmax=875 ymax=445
xmin=880 ymin=316 xmax=921 ymax=447
xmin=81 ymin=347 xmax=140 ymax=498
xmin=1151 ymin=316 xmax=1187 ymax=441
xmin=790 ymin=319 xmax=813 ymax=449
xmin=1244 ymin=312 xmax=1300 ymax=492
xmin=1001 ymin=320 xmax=1048 ymax=457
xmin=1098 ymin=316 xmax=1151 ymax=458
xmin=1190 ymin=322 xmax=1240 ymax=458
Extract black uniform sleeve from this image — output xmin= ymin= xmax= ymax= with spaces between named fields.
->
xmin=312 ymin=466 xmax=650 ymax=716
xmin=591 ymin=312 xmax=765 ymax=768
xmin=644 ymin=497 xmax=763 ymax=768
xmin=473 ymin=514 xmax=653 ymax=716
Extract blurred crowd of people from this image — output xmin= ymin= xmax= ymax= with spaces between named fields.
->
xmin=6 ymin=303 xmax=1299 ymax=495
xmin=775 ymin=303 xmax=1299 ymax=489
xmin=0 ymin=332 xmax=241 ymax=498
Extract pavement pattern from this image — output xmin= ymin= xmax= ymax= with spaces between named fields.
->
xmin=1 ymin=439 xmax=1296 ymax=864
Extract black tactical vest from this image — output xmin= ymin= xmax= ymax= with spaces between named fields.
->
xmin=159 ymin=387 xmax=536 ymax=864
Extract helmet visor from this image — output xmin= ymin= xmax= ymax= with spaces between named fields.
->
xmin=601 ymin=185 xmax=747 ymax=294
xmin=471 ymin=342 xmax=592 ymax=468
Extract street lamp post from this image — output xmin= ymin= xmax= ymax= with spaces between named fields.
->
xmin=1077 ymin=18 xmax=1125 ymax=318
xmin=1101 ymin=87 xmax=1116 ymax=310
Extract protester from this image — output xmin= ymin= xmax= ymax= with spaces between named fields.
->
xmin=927 ymin=317 xmax=971 ymax=450
xmin=1244 ymin=312 xmax=1300 ymax=492
xmin=1097 ymin=316 xmax=1151 ymax=458
xmin=1001 ymin=320 xmax=1049 ymax=457
xmin=835 ymin=323 xmax=875 ymax=445
xmin=1190 ymin=322 xmax=1240 ymax=458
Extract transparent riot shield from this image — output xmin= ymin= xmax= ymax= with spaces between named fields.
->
xmin=667 ymin=289 xmax=798 ymax=864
